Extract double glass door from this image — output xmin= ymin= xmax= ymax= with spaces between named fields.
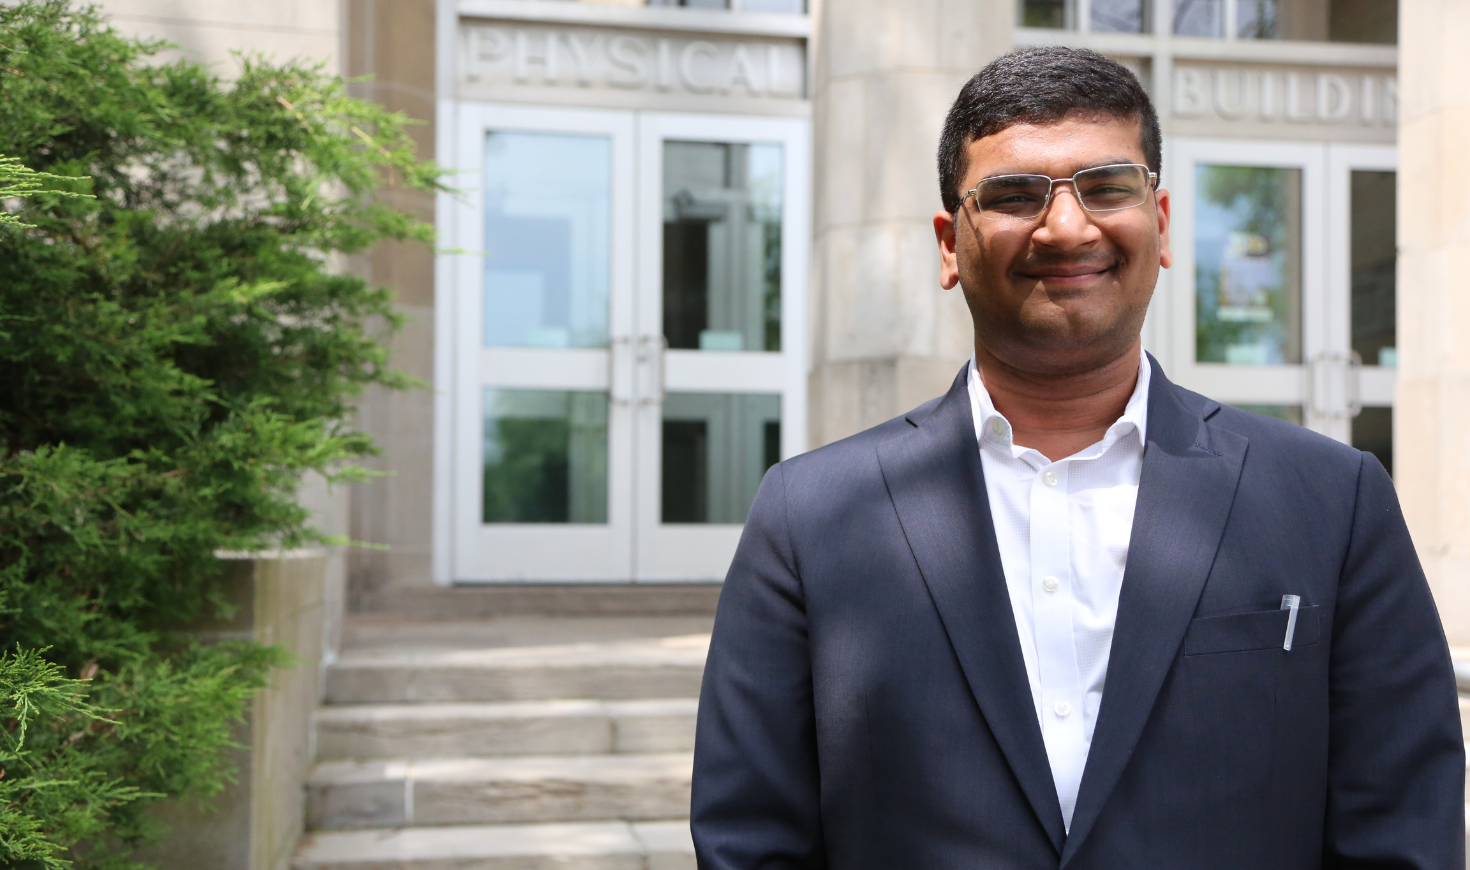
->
xmin=1166 ymin=139 xmax=1396 ymax=469
xmin=450 ymin=104 xmax=808 ymax=581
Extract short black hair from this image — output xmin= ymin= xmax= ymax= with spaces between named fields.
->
xmin=936 ymin=47 xmax=1162 ymax=214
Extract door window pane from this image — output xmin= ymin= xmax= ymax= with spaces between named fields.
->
xmin=1352 ymin=406 xmax=1392 ymax=476
xmin=484 ymin=132 xmax=610 ymax=349
xmin=1174 ymin=0 xmax=1222 ymax=35
xmin=663 ymin=141 xmax=784 ymax=353
xmin=1235 ymin=0 xmax=1396 ymax=42
xmin=661 ymin=393 xmax=780 ymax=524
xmin=1350 ymin=171 xmax=1396 ymax=368
xmin=1093 ymin=0 xmax=1148 ymax=32
xmin=1021 ymin=0 xmax=1071 ymax=28
xmin=1232 ymin=404 xmax=1304 ymax=425
xmin=1195 ymin=165 xmax=1304 ymax=366
xmin=483 ymin=389 xmax=608 ymax=524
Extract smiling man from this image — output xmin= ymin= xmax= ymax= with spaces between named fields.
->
xmin=690 ymin=47 xmax=1464 ymax=869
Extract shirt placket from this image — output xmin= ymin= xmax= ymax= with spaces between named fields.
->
xmin=1028 ymin=457 xmax=1087 ymax=828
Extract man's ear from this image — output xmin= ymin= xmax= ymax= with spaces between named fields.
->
xmin=1155 ymin=187 xmax=1173 ymax=270
xmin=934 ymin=209 xmax=962 ymax=290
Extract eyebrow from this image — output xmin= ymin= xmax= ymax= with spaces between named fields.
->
xmin=979 ymin=158 xmax=1141 ymax=181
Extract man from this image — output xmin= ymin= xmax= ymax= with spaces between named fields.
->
xmin=691 ymin=46 xmax=1464 ymax=869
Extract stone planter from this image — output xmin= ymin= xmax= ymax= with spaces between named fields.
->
xmin=137 ymin=550 xmax=335 ymax=870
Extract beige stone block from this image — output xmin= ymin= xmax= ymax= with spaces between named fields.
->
xmin=814 ymin=76 xmax=867 ymax=230
xmin=819 ymin=0 xmax=941 ymax=82
xmin=100 ymin=0 xmax=338 ymax=33
xmin=105 ymin=17 xmax=340 ymax=74
xmin=1398 ymin=0 xmax=1470 ymax=124
xmin=860 ymin=71 xmax=969 ymax=224
xmin=818 ymin=221 xmax=953 ymax=361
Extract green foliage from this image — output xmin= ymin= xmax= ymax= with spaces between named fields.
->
xmin=0 ymin=1 xmax=440 ymax=865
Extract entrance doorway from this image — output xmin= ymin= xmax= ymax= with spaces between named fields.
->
xmin=447 ymin=104 xmax=809 ymax=582
xmin=1164 ymin=138 xmax=1396 ymax=469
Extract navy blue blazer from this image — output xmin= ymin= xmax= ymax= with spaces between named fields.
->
xmin=692 ymin=357 xmax=1464 ymax=869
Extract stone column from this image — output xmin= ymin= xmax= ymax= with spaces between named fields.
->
xmin=1396 ymin=0 xmax=1470 ymax=645
xmin=343 ymin=0 xmax=439 ymax=603
xmin=806 ymin=0 xmax=1012 ymax=447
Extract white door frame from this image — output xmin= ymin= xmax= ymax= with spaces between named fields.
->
xmin=448 ymin=103 xmax=638 ymax=582
xmin=436 ymin=105 xmax=811 ymax=583
xmin=1165 ymin=137 xmax=1329 ymax=424
xmin=1164 ymin=137 xmax=1397 ymax=442
xmin=632 ymin=112 xmax=810 ymax=581
xmin=1326 ymin=143 xmax=1398 ymax=440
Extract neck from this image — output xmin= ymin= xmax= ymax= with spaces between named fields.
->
xmin=976 ymin=341 xmax=1143 ymax=462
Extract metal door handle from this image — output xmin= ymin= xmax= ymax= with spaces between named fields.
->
xmin=638 ymin=335 xmax=667 ymax=407
xmin=609 ymin=336 xmax=631 ymax=407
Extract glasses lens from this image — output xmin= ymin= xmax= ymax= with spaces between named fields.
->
xmin=976 ymin=175 xmax=1053 ymax=219
xmin=1075 ymin=164 xmax=1150 ymax=211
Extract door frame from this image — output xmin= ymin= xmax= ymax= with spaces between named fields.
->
xmin=447 ymin=102 xmax=638 ymax=582
xmin=1162 ymin=137 xmax=1329 ymax=424
xmin=435 ymin=104 xmax=811 ymax=583
xmin=632 ymin=111 xmax=810 ymax=581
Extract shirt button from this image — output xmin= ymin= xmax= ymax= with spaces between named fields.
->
xmin=1054 ymin=701 xmax=1072 ymax=717
xmin=1042 ymin=470 xmax=1058 ymax=487
xmin=989 ymin=418 xmax=1006 ymax=437
xmin=1042 ymin=576 xmax=1060 ymax=592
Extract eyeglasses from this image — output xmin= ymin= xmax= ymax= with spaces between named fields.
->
xmin=957 ymin=163 xmax=1159 ymax=221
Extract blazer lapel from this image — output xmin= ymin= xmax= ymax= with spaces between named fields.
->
xmin=1060 ymin=358 xmax=1248 ymax=865
xmin=876 ymin=367 xmax=1067 ymax=853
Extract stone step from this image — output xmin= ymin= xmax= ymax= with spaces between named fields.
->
xmin=315 ymin=700 xmax=699 ymax=760
xmin=292 ymin=820 xmax=694 ymax=870
xmin=307 ymin=753 xmax=693 ymax=830
xmin=326 ymin=635 xmax=709 ymax=704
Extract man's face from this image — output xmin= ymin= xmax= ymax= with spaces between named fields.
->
xmin=935 ymin=114 xmax=1172 ymax=376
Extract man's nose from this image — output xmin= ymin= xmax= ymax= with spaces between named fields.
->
xmin=1032 ymin=183 xmax=1101 ymax=249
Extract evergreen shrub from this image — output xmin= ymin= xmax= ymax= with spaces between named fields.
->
xmin=0 ymin=2 xmax=440 ymax=866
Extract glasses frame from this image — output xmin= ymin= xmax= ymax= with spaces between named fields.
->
xmin=956 ymin=162 xmax=1160 ymax=222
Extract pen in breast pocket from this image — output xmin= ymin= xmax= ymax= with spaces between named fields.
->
xmin=1281 ymin=595 xmax=1301 ymax=651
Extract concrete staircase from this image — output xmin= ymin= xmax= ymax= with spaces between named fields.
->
xmin=292 ymin=610 xmax=713 ymax=870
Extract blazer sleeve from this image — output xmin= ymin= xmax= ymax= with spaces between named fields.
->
xmin=1323 ymin=452 xmax=1466 ymax=869
xmin=691 ymin=463 xmax=826 ymax=870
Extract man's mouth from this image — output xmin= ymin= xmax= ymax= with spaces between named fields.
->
xmin=1019 ymin=262 xmax=1116 ymax=283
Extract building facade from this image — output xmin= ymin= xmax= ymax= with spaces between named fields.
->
xmin=93 ymin=0 xmax=1455 ymax=641
xmin=375 ymin=0 xmax=1404 ymax=594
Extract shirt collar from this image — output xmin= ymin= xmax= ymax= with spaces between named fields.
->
xmin=967 ymin=350 xmax=1151 ymax=459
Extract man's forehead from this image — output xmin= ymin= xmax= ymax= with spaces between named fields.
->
xmin=963 ymin=115 xmax=1146 ymax=180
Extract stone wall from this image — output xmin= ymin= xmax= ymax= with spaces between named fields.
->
xmin=806 ymin=0 xmax=1012 ymax=446
xmin=1396 ymin=0 xmax=1470 ymax=645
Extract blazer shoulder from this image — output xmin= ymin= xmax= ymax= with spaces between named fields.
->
xmin=1172 ymin=381 xmax=1363 ymax=468
xmin=778 ymin=394 xmax=946 ymax=480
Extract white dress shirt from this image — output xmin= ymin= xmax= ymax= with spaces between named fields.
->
xmin=966 ymin=352 xmax=1150 ymax=831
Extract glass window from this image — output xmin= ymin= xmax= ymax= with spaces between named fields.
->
xmin=1093 ymin=0 xmax=1149 ymax=32
xmin=1021 ymin=0 xmax=1071 ymax=28
xmin=483 ymin=131 xmax=611 ymax=350
xmin=662 ymin=393 xmax=780 ymax=524
xmin=1236 ymin=0 xmax=1397 ymax=42
xmin=1195 ymin=165 xmax=1304 ymax=366
xmin=1350 ymin=171 xmax=1396 ymax=368
xmin=483 ymin=389 xmax=609 ymax=524
xmin=1352 ymin=406 xmax=1392 ymax=476
xmin=1232 ymin=404 xmax=1305 ymax=425
xmin=1174 ymin=0 xmax=1222 ymax=35
xmin=663 ymin=141 xmax=784 ymax=353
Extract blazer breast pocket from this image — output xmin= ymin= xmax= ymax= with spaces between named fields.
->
xmin=1183 ymin=605 xmax=1320 ymax=656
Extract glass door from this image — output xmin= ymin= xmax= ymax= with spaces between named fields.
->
xmin=633 ymin=113 xmax=809 ymax=580
xmin=451 ymin=104 xmax=637 ymax=581
xmin=1168 ymin=139 xmax=1327 ymax=430
xmin=1328 ymin=144 xmax=1397 ymax=471
xmin=1167 ymin=139 xmax=1396 ymax=457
